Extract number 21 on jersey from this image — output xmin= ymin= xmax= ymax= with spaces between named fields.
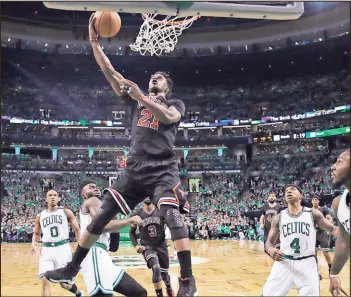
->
xmin=137 ymin=109 xmax=159 ymax=130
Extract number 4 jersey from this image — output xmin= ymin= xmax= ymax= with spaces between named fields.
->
xmin=39 ymin=207 xmax=69 ymax=242
xmin=136 ymin=207 xmax=166 ymax=246
xmin=279 ymin=207 xmax=316 ymax=258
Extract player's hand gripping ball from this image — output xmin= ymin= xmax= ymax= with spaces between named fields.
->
xmin=90 ymin=11 xmax=121 ymax=38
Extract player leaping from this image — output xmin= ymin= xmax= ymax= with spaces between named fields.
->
xmin=329 ymin=149 xmax=350 ymax=297
xmin=45 ymin=13 xmax=197 ymax=297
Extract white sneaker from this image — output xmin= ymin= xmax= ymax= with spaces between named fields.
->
xmin=78 ymin=290 xmax=84 ymax=296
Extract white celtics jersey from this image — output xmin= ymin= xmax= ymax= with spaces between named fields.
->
xmin=337 ymin=189 xmax=350 ymax=234
xmin=80 ymin=211 xmax=110 ymax=248
xmin=39 ymin=207 xmax=69 ymax=243
xmin=279 ymin=207 xmax=316 ymax=258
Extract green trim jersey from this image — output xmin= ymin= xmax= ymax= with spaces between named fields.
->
xmin=39 ymin=207 xmax=69 ymax=242
xmin=279 ymin=207 xmax=316 ymax=258
xmin=80 ymin=210 xmax=110 ymax=248
xmin=337 ymin=189 xmax=350 ymax=234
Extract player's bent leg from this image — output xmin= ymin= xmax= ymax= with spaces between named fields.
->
xmin=160 ymin=204 xmax=198 ymax=297
xmin=262 ymin=261 xmax=293 ymax=296
xmin=294 ymin=257 xmax=320 ymax=296
xmin=113 ymin=272 xmax=147 ymax=297
xmin=162 ymin=269 xmax=175 ymax=297
xmin=41 ymin=278 xmax=51 ymax=296
xmin=60 ymin=283 xmax=84 ymax=297
xmin=44 ymin=191 xmax=122 ymax=283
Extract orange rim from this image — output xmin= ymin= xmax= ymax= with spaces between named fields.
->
xmin=141 ymin=13 xmax=199 ymax=25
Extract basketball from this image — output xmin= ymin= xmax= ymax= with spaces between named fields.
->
xmin=94 ymin=11 xmax=121 ymax=38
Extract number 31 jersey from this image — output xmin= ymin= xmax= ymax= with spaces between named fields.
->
xmin=136 ymin=207 xmax=166 ymax=246
xmin=39 ymin=207 xmax=69 ymax=242
xmin=279 ymin=207 xmax=316 ymax=257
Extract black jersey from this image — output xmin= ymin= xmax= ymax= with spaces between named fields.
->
xmin=136 ymin=207 xmax=166 ymax=246
xmin=315 ymin=206 xmax=330 ymax=232
xmin=261 ymin=203 xmax=282 ymax=231
xmin=123 ymin=94 xmax=185 ymax=159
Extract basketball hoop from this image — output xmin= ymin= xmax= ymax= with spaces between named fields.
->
xmin=129 ymin=13 xmax=199 ymax=56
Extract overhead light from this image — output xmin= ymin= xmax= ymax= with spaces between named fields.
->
xmin=8 ymin=38 xmax=11 ymax=42
xmin=45 ymin=43 xmax=48 ymax=47
xmin=66 ymin=45 xmax=69 ymax=48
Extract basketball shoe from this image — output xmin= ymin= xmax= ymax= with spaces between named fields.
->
xmin=177 ymin=276 xmax=198 ymax=297
xmin=44 ymin=263 xmax=80 ymax=284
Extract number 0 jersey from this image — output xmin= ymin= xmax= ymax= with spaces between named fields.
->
xmin=39 ymin=207 xmax=69 ymax=242
xmin=279 ymin=207 xmax=316 ymax=258
xmin=136 ymin=207 xmax=166 ymax=246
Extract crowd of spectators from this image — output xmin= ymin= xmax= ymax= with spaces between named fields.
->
xmin=2 ymin=47 xmax=349 ymax=122
xmin=1 ymin=146 xmax=345 ymax=243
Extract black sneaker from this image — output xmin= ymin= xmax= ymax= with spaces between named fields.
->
xmin=44 ymin=263 xmax=80 ymax=284
xmin=166 ymin=286 xmax=175 ymax=297
xmin=177 ymin=276 xmax=198 ymax=297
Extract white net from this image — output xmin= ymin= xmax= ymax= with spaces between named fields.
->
xmin=129 ymin=13 xmax=198 ymax=56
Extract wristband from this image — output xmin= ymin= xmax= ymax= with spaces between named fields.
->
xmin=329 ymin=275 xmax=339 ymax=278
xmin=90 ymin=39 xmax=98 ymax=41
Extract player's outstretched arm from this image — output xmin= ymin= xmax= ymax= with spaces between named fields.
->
xmin=89 ymin=13 xmax=124 ymax=96
xmin=86 ymin=197 xmax=142 ymax=233
xmin=31 ymin=215 xmax=41 ymax=254
xmin=265 ymin=214 xmax=283 ymax=261
xmin=312 ymin=208 xmax=338 ymax=237
xmin=64 ymin=209 xmax=81 ymax=242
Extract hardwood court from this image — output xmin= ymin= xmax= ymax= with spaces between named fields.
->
xmin=1 ymin=240 xmax=350 ymax=296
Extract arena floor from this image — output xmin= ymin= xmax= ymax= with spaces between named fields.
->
xmin=1 ymin=240 xmax=350 ymax=296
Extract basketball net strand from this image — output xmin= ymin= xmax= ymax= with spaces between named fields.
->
xmin=129 ymin=14 xmax=197 ymax=56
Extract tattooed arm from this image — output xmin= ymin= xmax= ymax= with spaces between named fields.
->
xmin=265 ymin=213 xmax=284 ymax=261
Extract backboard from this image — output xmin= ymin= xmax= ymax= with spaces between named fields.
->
xmin=43 ymin=1 xmax=304 ymax=21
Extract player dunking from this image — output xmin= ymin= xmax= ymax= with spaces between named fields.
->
xmin=260 ymin=192 xmax=282 ymax=248
xmin=329 ymin=149 xmax=350 ymax=297
xmin=78 ymin=180 xmax=147 ymax=297
xmin=31 ymin=189 xmax=84 ymax=297
xmin=311 ymin=196 xmax=334 ymax=280
xmin=262 ymin=185 xmax=338 ymax=296
xmin=130 ymin=198 xmax=175 ymax=297
xmin=45 ymin=13 xmax=197 ymax=296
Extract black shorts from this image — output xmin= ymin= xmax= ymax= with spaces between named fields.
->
xmin=264 ymin=227 xmax=280 ymax=248
xmin=143 ymin=243 xmax=169 ymax=270
xmin=316 ymin=231 xmax=330 ymax=251
xmin=103 ymin=157 xmax=189 ymax=216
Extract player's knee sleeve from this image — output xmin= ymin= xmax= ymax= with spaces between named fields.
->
xmin=161 ymin=270 xmax=170 ymax=284
xmin=151 ymin=263 xmax=162 ymax=283
xmin=161 ymin=206 xmax=188 ymax=240
xmin=87 ymin=192 xmax=121 ymax=235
